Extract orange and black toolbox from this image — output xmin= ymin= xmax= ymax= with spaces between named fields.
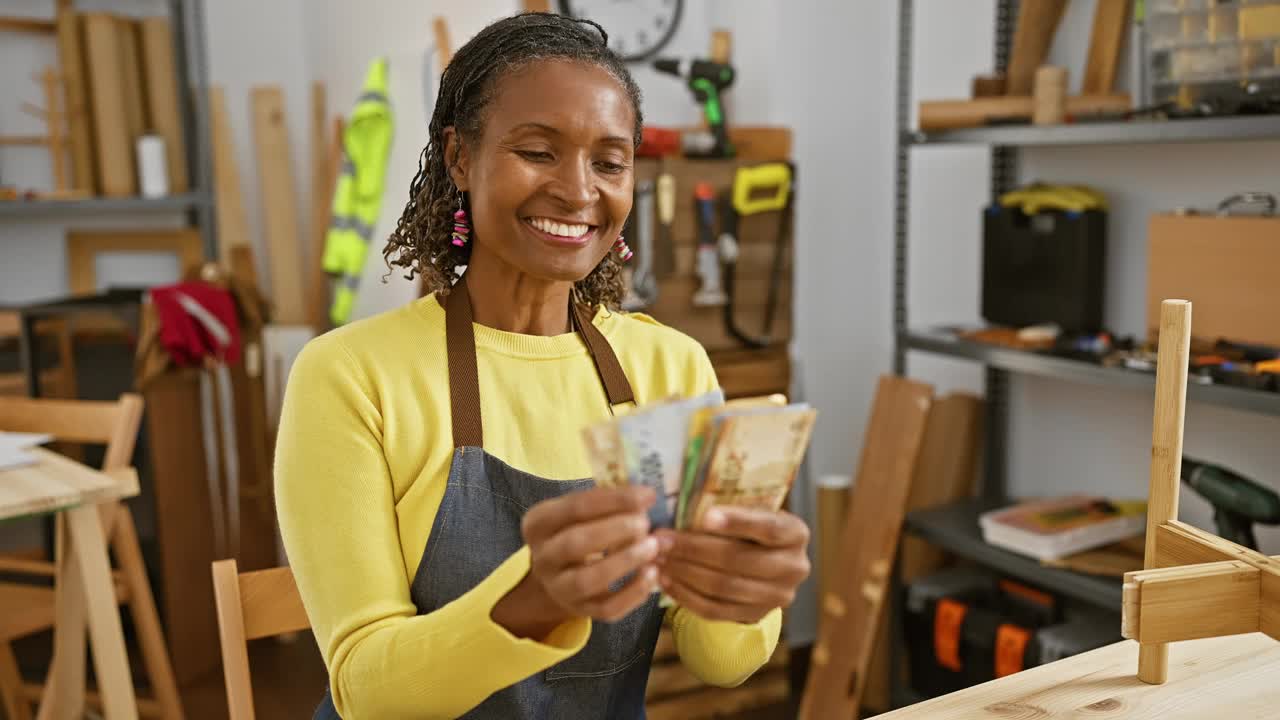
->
xmin=902 ymin=566 xmax=1119 ymax=698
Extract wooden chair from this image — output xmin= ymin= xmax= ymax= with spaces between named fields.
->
xmin=211 ymin=559 xmax=311 ymax=719
xmin=0 ymin=394 xmax=184 ymax=720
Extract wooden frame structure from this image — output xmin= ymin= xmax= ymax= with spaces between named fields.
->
xmin=1122 ymin=299 xmax=1280 ymax=684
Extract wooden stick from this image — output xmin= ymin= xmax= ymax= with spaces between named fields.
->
xmin=56 ymin=6 xmax=95 ymax=194
xmin=83 ymin=13 xmax=136 ymax=197
xmin=41 ymin=67 xmax=69 ymax=192
xmin=1084 ymin=0 xmax=1132 ymax=94
xmin=209 ymin=87 xmax=251 ymax=263
xmin=1139 ymin=299 xmax=1192 ymax=685
xmin=210 ymin=560 xmax=255 ymax=720
xmin=0 ymin=135 xmax=49 ymax=146
xmin=433 ymin=17 xmax=452 ymax=68
xmin=0 ymin=16 xmax=56 ymax=34
xmin=1006 ymin=0 xmax=1068 ymax=95
xmin=308 ymin=84 xmax=331 ymax=332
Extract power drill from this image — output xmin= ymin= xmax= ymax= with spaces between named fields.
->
xmin=653 ymin=58 xmax=735 ymax=158
xmin=1182 ymin=457 xmax=1280 ymax=551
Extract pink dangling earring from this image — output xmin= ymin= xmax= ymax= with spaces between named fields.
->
xmin=612 ymin=234 xmax=633 ymax=262
xmin=451 ymin=191 xmax=470 ymax=247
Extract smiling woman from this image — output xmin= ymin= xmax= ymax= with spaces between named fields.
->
xmin=274 ymin=11 xmax=809 ymax=720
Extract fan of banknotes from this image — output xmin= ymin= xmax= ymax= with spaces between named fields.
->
xmin=581 ymin=390 xmax=818 ymax=530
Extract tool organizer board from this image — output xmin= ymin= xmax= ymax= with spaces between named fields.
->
xmin=633 ymin=152 xmax=794 ymax=394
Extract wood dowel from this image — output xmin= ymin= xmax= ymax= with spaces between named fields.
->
xmin=1139 ymin=298 xmax=1192 ymax=685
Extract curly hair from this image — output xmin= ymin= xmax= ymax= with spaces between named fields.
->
xmin=383 ymin=12 xmax=644 ymax=309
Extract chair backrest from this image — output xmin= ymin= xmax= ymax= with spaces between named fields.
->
xmin=211 ymin=559 xmax=311 ymax=720
xmin=0 ymin=393 xmax=143 ymax=470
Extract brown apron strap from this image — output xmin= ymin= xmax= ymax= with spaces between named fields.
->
xmin=571 ymin=300 xmax=635 ymax=407
xmin=444 ymin=276 xmax=485 ymax=449
xmin=444 ymin=276 xmax=635 ymax=449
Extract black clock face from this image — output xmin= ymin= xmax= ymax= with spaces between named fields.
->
xmin=557 ymin=0 xmax=683 ymax=62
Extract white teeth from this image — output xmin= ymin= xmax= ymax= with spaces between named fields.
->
xmin=530 ymin=218 xmax=589 ymax=237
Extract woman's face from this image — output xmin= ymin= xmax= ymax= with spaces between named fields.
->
xmin=448 ymin=59 xmax=636 ymax=284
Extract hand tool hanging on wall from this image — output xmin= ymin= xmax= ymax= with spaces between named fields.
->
xmin=653 ymin=57 xmax=736 ymax=158
xmin=718 ymin=162 xmax=793 ymax=348
xmin=621 ymin=180 xmax=658 ymax=311
xmin=653 ymin=172 xmax=677 ymax=280
xmin=692 ymin=182 xmax=727 ymax=307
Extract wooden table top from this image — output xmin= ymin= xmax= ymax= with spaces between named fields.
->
xmin=0 ymin=447 xmax=131 ymax=521
xmin=879 ymin=633 xmax=1280 ymax=719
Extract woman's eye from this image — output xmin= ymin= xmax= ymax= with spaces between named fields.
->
xmin=517 ymin=150 xmax=553 ymax=162
xmin=594 ymin=160 xmax=626 ymax=175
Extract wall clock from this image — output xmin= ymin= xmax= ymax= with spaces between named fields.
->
xmin=557 ymin=0 xmax=684 ymax=62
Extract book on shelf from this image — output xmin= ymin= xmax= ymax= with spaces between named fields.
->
xmin=978 ymin=495 xmax=1146 ymax=561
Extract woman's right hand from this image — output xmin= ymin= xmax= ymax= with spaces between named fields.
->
xmin=493 ymin=486 xmax=661 ymax=638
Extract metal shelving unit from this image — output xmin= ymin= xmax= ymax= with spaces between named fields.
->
xmin=904 ymin=328 xmax=1280 ymax=418
xmin=1 ymin=0 xmax=217 ymax=258
xmin=885 ymin=0 xmax=1280 ymax=711
xmin=910 ymin=113 xmax=1280 ymax=147
xmin=0 ymin=192 xmax=210 ymax=218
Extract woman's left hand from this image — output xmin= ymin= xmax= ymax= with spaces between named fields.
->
xmin=651 ymin=508 xmax=811 ymax=624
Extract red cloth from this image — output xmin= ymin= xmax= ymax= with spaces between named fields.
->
xmin=150 ymin=282 xmax=241 ymax=367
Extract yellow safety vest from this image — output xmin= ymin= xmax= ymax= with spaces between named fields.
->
xmin=323 ymin=57 xmax=393 ymax=325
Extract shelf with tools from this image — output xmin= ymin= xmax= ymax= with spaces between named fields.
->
xmin=904 ymin=497 xmax=1124 ymax=610
xmin=882 ymin=0 xmax=1280 ymax=714
xmin=909 ymin=113 xmax=1280 ymax=147
xmin=903 ymin=328 xmax=1280 ymax=418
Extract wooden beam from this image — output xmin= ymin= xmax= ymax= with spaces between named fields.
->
xmin=1139 ymin=299 xmax=1192 ymax=685
xmin=0 ymin=16 xmax=56 ymax=34
xmin=1123 ymin=560 xmax=1260 ymax=644
xmin=433 ymin=17 xmax=452 ymax=68
xmin=250 ymin=86 xmax=308 ymax=325
xmin=1006 ymin=0 xmax=1068 ymax=95
xmin=56 ymin=7 xmax=96 ymax=194
xmin=1083 ymin=0 xmax=1132 ymax=94
xmin=1156 ymin=520 xmax=1269 ymax=568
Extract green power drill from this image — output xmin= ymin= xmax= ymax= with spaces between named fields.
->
xmin=1182 ymin=457 xmax=1280 ymax=551
xmin=653 ymin=58 xmax=735 ymax=158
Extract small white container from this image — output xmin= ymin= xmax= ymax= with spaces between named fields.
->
xmin=137 ymin=135 xmax=169 ymax=198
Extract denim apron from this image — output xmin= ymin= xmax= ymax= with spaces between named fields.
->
xmin=314 ymin=276 xmax=664 ymax=719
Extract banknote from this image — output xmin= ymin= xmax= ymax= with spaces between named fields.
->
xmin=684 ymin=403 xmax=818 ymax=530
xmin=581 ymin=389 xmax=724 ymax=528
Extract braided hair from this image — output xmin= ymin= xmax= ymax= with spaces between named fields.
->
xmin=384 ymin=12 xmax=644 ymax=308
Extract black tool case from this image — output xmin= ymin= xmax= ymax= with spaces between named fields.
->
xmin=982 ymin=206 xmax=1106 ymax=333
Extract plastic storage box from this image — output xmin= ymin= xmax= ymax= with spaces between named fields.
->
xmin=1145 ymin=0 xmax=1280 ymax=108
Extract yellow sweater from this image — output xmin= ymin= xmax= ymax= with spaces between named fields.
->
xmin=275 ymin=294 xmax=782 ymax=719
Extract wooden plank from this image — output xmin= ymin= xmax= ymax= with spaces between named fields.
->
xmin=82 ymin=13 xmax=135 ymax=196
xmin=115 ymin=16 xmax=146 ymax=151
xmin=875 ymin=634 xmax=1280 ymax=719
xmin=238 ymin=566 xmax=309 ymax=640
xmin=799 ymin=376 xmax=933 ymax=720
xmin=308 ymin=83 xmax=331 ymax=332
xmin=1006 ymin=0 xmax=1068 ymax=95
xmin=918 ymin=93 xmax=1132 ymax=131
xmin=0 ymin=16 xmax=56 ymax=34
xmin=1140 ymin=299 xmax=1192 ymax=685
xmin=67 ymin=504 xmax=139 ymax=719
xmin=1083 ymin=0 xmax=1131 ymax=94
xmin=433 ymin=16 xmax=452 ymax=67
xmin=210 ymin=87 xmax=252 ymax=263
xmin=646 ymin=668 xmax=789 ymax=720
xmin=139 ymin=17 xmax=188 ymax=192
xmin=250 ymin=86 xmax=308 ymax=326
xmin=865 ymin=392 xmax=983 ymax=713
xmin=211 ymin=560 xmax=256 ymax=720
xmin=65 ymin=229 xmax=204 ymax=294
xmin=1123 ymin=561 xmax=1260 ymax=644
xmin=1263 ymin=569 xmax=1280 ymax=640
xmin=41 ymin=516 xmax=86 ymax=720
xmin=1155 ymin=520 xmax=1248 ymax=568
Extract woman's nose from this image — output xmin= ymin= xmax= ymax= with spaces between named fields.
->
xmin=548 ymin=156 xmax=599 ymax=209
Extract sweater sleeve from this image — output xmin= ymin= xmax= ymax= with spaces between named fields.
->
xmin=666 ymin=343 xmax=784 ymax=686
xmin=274 ymin=336 xmax=590 ymax=719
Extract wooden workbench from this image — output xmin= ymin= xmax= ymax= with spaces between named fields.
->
xmin=876 ymin=633 xmax=1280 ymax=719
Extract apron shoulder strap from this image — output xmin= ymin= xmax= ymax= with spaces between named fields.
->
xmin=444 ymin=276 xmax=636 ymax=449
